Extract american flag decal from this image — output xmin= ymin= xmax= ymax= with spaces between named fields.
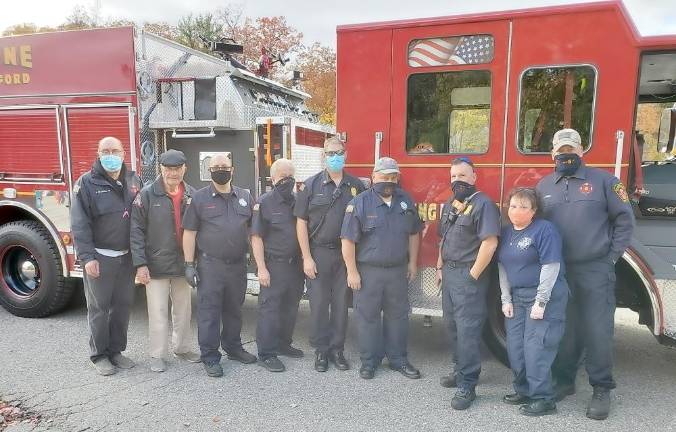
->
xmin=408 ymin=35 xmax=494 ymax=67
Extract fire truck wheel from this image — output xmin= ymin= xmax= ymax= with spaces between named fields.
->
xmin=483 ymin=282 xmax=509 ymax=367
xmin=0 ymin=220 xmax=75 ymax=318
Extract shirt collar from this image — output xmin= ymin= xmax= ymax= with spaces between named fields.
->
xmin=322 ymin=170 xmax=351 ymax=187
xmin=554 ymin=162 xmax=587 ymax=183
xmin=209 ymin=183 xmax=236 ymax=198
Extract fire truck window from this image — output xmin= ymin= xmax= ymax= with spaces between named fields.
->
xmin=408 ymin=35 xmax=495 ymax=67
xmin=517 ymin=65 xmax=597 ymax=153
xmin=407 ymin=70 xmax=491 ymax=154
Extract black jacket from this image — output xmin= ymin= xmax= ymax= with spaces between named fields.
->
xmin=130 ymin=176 xmax=195 ymax=278
xmin=71 ymin=160 xmax=142 ymax=265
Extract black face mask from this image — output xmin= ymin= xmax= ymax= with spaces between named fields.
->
xmin=274 ymin=176 xmax=295 ymax=201
xmin=554 ymin=153 xmax=582 ymax=176
xmin=451 ymin=180 xmax=476 ymax=202
xmin=211 ymin=170 xmax=232 ymax=185
xmin=373 ymin=181 xmax=396 ymax=198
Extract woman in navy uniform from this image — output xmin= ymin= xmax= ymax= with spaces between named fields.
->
xmin=497 ymin=187 xmax=568 ymax=416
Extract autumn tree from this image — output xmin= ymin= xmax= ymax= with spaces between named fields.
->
xmin=176 ymin=13 xmax=223 ymax=52
xmin=2 ymin=23 xmax=56 ymax=36
xmin=142 ymin=22 xmax=179 ymax=41
xmin=295 ymin=43 xmax=337 ymax=125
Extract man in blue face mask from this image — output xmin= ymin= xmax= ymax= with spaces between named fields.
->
xmin=71 ymin=137 xmax=142 ymax=376
xmin=294 ymin=137 xmax=365 ymax=372
xmin=536 ymin=128 xmax=635 ymax=420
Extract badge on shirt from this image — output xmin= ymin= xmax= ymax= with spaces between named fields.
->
xmin=351 ymin=187 xmax=357 ymax=197
xmin=346 ymin=204 xmax=354 ymax=213
xmin=580 ymin=182 xmax=593 ymax=194
xmin=613 ymin=182 xmax=629 ymax=203
xmin=400 ymin=201 xmax=408 ymax=210
xmin=239 ymin=198 xmax=248 ymax=207
xmin=463 ymin=204 xmax=473 ymax=215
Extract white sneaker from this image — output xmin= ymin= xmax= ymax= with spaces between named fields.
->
xmin=150 ymin=357 xmax=167 ymax=372
xmin=92 ymin=358 xmax=116 ymax=376
xmin=174 ymin=351 xmax=201 ymax=363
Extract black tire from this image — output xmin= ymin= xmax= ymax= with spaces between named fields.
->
xmin=0 ymin=220 xmax=75 ymax=317
xmin=483 ymin=279 xmax=509 ymax=367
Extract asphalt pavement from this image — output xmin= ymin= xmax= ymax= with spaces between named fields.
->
xmin=1 ymin=289 xmax=675 ymax=431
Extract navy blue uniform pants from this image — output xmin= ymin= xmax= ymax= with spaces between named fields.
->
xmin=353 ymin=264 xmax=409 ymax=368
xmin=84 ymin=253 xmax=135 ymax=361
xmin=307 ymin=246 xmax=349 ymax=353
xmin=552 ymin=258 xmax=616 ymax=389
xmin=196 ymin=256 xmax=247 ymax=363
xmin=506 ymin=284 xmax=567 ymax=402
xmin=256 ymin=259 xmax=304 ymax=359
xmin=442 ymin=264 xmax=489 ymax=390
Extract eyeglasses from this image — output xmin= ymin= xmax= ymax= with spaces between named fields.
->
xmin=325 ymin=150 xmax=345 ymax=157
xmin=99 ymin=149 xmax=123 ymax=156
xmin=209 ymin=166 xmax=233 ymax=172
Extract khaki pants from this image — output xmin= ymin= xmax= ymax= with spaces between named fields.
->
xmin=146 ymin=277 xmax=193 ymax=359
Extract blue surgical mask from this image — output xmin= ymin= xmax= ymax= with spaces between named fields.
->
xmin=100 ymin=155 xmax=123 ymax=172
xmin=326 ymin=154 xmax=345 ymax=172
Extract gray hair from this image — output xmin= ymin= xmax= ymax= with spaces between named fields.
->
xmin=270 ymin=158 xmax=295 ymax=178
xmin=323 ymin=136 xmax=345 ymax=151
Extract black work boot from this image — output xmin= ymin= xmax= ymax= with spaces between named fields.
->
xmin=503 ymin=393 xmax=530 ymax=405
xmin=587 ymin=387 xmax=611 ymax=420
xmin=519 ymin=400 xmax=557 ymax=417
xmin=329 ymin=351 xmax=350 ymax=371
xmin=259 ymin=356 xmax=285 ymax=372
xmin=451 ymin=388 xmax=476 ymax=410
xmin=314 ymin=351 xmax=328 ymax=372
xmin=440 ymin=372 xmax=457 ymax=388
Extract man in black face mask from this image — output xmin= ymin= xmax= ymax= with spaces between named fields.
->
xmin=250 ymin=159 xmax=305 ymax=372
xmin=436 ymin=157 xmax=500 ymax=410
xmin=341 ymin=157 xmax=423 ymax=380
xmin=182 ymin=153 xmax=257 ymax=377
xmin=536 ymin=129 xmax=634 ymax=420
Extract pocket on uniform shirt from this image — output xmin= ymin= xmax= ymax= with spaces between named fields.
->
xmin=235 ymin=204 xmax=252 ymax=218
xmin=309 ymin=195 xmax=330 ymax=208
xmin=362 ymin=216 xmax=381 ymax=232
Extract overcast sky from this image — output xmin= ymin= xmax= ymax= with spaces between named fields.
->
xmin=2 ymin=0 xmax=675 ymax=47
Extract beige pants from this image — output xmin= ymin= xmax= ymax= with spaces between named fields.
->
xmin=146 ymin=277 xmax=193 ymax=359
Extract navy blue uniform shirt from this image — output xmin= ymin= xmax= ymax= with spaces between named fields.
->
xmin=536 ymin=163 xmax=635 ymax=264
xmin=294 ymin=170 xmax=366 ymax=246
xmin=439 ymin=191 xmax=501 ymax=263
xmin=497 ymin=218 xmax=563 ymax=288
xmin=251 ymin=188 xmax=299 ymax=258
xmin=182 ymin=184 xmax=253 ymax=260
xmin=340 ymin=187 xmax=423 ymax=266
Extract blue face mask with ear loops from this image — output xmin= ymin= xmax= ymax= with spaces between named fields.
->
xmin=326 ymin=154 xmax=345 ymax=172
xmin=100 ymin=155 xmax=123 ymax=172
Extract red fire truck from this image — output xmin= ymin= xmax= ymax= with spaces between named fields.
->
xmin=336 ymin=0 xmax=676 ymax=360
xmin=0 ymin=27 xmax=330 ymax=317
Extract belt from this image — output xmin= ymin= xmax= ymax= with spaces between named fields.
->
xmin=95 ymin=248 xmax=129 ymax=257
xmin=265 ymin=253 xmax=300 ymax=264
xmin=443 ymin=260 xmax=473 ymax=268
xmin=358 ymin=261 xmax=406 ymax=268
xmin=200 ymin=252 xmax=244 ymax=264
xmin=310 ymin=241 xmax=341 ymax=249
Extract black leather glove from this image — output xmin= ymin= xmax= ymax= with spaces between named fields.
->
xmin=185 ymin=262 xmax=199 ymax=288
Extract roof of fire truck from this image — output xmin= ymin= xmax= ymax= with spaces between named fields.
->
xmin=336 ymin=1 xmax=676 ymax=48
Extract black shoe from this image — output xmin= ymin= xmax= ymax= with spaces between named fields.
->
xmin=440 ymin=373 xmax=457 ymax=388
xmin=226 ymin=348 xmax=257 ymax=364
xmin=359 ymin=365 xmax=375 ymax=380
xmin=259 ymin=356 xmax=285 ymax=372
xmin=329 ymin=351 xmax=350 ymax=371
xmin=389 ymin=362 xmax=421 ymax=379
xmin=554 ymin=383 xmax=576 ymax=402
xmin=278 ymin=345 xmax=304 ymax=358
xmin=503 ymin=393 xmax=531 ymax=405
xmin=314 ymin=351 xmax=328 ymax=372
xmin=586 ymin=387 xmax=611 ymax=420
xmin=203 ymin=361 xmax=223 ymax=377
xmin=451 ymin=388 xmax=476 ymax=410
xmin=519 ymin=400 xmax=557 ymax=417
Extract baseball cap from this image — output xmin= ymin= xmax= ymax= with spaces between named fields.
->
xmin=552 ymin=129 xmax=583 ymax=153
xmin=373 ymin=157 xmax=400 ymax=174
xmin=159 ymin=149 xmax=187 ymax=167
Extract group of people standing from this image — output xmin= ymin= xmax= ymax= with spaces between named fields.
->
xmin=70 ymin=128 xmax=634 ymax=421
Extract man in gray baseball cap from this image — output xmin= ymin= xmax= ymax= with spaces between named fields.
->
xmin=341 ymin=157 xmax=423 ymax=380
xmin=131 ymin=149 xmax=200 ymax=372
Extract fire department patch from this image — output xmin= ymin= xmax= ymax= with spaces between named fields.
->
xmin=346 ymin=204 xmax=354 ymax=213
xmin=613 ymin=182 xmax=629 ymax=203
xmin=351 ymin=187 xmax=357 ymax=197
xmin=580 ymin=182 xmax=593 ymax=195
